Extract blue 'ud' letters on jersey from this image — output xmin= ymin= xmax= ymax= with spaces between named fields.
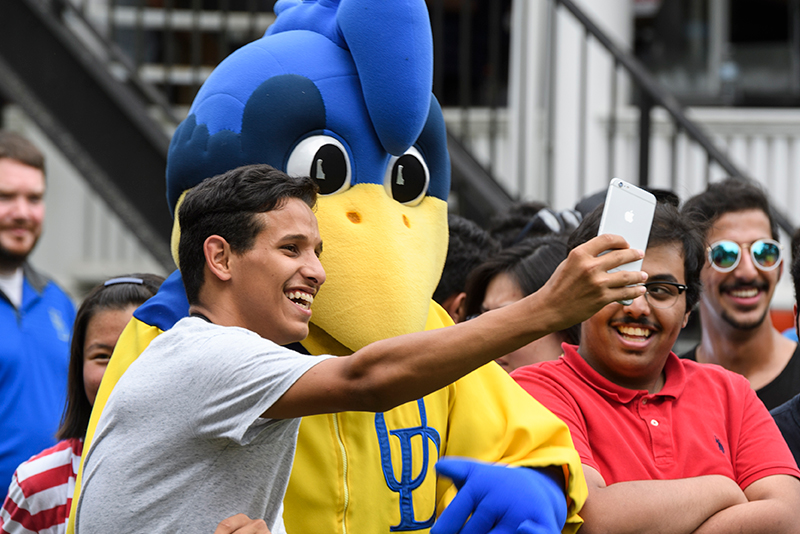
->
xmin=375 ymin=399 xmax=442 ymax=531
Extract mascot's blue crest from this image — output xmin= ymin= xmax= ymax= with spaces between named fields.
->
xmin=166 ymin=0 xmax=450 ymax=214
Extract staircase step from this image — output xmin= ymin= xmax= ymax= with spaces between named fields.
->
xmin=104 ymin=6 xmax=274 ymax=33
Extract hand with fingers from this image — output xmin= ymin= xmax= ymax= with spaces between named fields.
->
xmin=537 ymin=234 xmax=648 ymax=331
xmin=432 ymin=458 xmax=567 ymax=534
xmin=213 ymin=514 xmax=271 ymax=534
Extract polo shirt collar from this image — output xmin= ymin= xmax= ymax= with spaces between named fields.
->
xmin=561 ymin=343 xmax=686 ymax=403
xmin=22 ymin=262 xmax=48 ymax=294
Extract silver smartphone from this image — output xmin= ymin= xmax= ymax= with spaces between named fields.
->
xmin=598 ymin=179 xmax=656 ymax=302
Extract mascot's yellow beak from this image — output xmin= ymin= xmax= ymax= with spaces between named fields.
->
xmin=304 ymin=183 xmax=448 ymax=354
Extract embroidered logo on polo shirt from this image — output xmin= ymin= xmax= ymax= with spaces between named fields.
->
xmin=715 ymin=435 xmax=725 ymax=454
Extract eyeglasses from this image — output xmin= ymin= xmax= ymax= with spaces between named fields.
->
xmin=634 ymin=281 xmax=687 ymax=309
xmin=706 ymin=239 xmax=782 ymax=273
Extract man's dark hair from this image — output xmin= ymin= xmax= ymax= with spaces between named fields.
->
xmin=792 ymin=241 xmax=800 ymax=316
xmin=178 ymin=164 xmax=318 ymax=305
xmin=682 ymin=177 xmax=779 ymax=241
xmin=433 ymin=214 xmax=499 ymax=305
xmin=57 ymin=273 xmax=164 ymax=440
xmin=568 ymin=201 xmax=705 ymax=312
xmin=791 ymin=227 xmax=800 ymax=327
xmin=487 ymin=201 xmax=551 ymax=248
xmin=0 ymin=131 xmax=45 ymax=174
xmin=463 ymin=235 xmax=580 ymax=344
xmin=790 ymin=226 xmax=800 ymax=264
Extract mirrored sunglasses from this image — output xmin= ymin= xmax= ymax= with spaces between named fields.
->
xmin=707 ymin=239 xmax=783 ymax=273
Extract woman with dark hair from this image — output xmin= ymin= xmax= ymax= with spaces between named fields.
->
xmin=0 ymin=274 xmax=164 ymax=534
xmin=463 ymin=236 xmax=580 ymax=372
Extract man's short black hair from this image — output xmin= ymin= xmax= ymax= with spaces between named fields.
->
xmin=433 ymin=214 xmax=498 ymax=306
xmin=788 ymin=228 xmax=800 ymax=329
xmin=790 ymin=227 xmax=800 ymax=320
xmin=487 ymin=201 xmax=551 ymax=248
xmin=178 ymin=164 xmax=319 ymax=305
xmin=682 ymin=177 xmax=779 ymax=241
xmin=568 ymin=201 xmax=705 ymax=312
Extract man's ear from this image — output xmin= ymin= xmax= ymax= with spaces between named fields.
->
xmin=440 ymin=291 xmax=467 ymax=323
xmin=204 ymin=235 xmax=233 ymax=282
xmin=681 ymin=309 xmax=692 ymax=329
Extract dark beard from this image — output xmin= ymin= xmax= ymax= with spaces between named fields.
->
xmin=0 ymin=242 xmax=30 ymax=272
xmin=721 ymin=308 xmax=769 ymax=331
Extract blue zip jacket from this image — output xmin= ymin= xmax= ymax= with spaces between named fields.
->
xmin=0 ymin=263 xmax=74 ymax=492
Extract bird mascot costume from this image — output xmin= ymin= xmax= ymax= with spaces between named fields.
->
xmin=68 ymin=1 xmax=587 ymax=532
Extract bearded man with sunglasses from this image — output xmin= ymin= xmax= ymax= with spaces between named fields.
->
xmin=512 ymin=201 xmax=800 ymax=534
xmin=681 ymin=178 xmax=798 ymax=410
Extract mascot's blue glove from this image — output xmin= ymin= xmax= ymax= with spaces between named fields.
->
xmin=516 ymin=520 xmax=556 ymax=534
xmin=432 ymin=458 xmax=567 ymax=534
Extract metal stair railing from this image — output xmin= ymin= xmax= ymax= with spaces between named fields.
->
xmin=6 ymin=0 xmax=790 ymax=236
xmin=545 ymin=0 xmax=795 ymax=235
xmin=21 ymin=0 xmax=514 ymax=227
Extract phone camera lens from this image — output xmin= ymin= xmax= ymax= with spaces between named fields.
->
xmin=617 ymin=181 xmax=624 ymax=188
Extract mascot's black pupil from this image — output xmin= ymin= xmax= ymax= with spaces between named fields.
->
xmin=311 ymin=144 xmax=348 ymax=194
xmin=390 ymin=154 xmax=425 ymax=203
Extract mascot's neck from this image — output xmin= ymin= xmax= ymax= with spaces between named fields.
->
xmin=302 ymin=323 xmax=354 ymax=356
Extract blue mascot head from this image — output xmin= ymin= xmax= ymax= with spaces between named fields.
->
xmin=166 ymin=0 xmax=452 ymax=353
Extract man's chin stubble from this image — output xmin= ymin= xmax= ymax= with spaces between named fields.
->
xmin=721 ymin=309 xmax=769 ymax=331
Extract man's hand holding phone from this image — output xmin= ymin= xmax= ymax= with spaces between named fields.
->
xmin=597 ymin=178 xmax=656 ymax=305
xmin=536 ymin=233 xmax=648 ymax=332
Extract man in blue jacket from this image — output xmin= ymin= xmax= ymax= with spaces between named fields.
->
xmin=0 ymin=131 xmax=75 ymax=492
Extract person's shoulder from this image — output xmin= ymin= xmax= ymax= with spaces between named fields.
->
xmin=512 ymin=358 xmax=566 ymax=378
xmin=134 ymin=270 xmax=189 ymax=331
xmin=158 ymin=317 xmax=278 ymax=356
xmin=680 ymin=356 xmax=752 ymax=391
xmin=171 ymin=317 xmax=262 ymax=339
xmin=771 ymin=393 xmax=800 ymax=419
xmin=511 ymin=358 xmax=573 ymax=391
xmin=14 ymin=438 xmax=82 ymax=484
xmin=23 ymin=263 xmax=74 ymax=305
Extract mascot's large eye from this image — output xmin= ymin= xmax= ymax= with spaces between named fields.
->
xmin=286 ymin=135 xmax=352 ymax=195
xmin=383 ymin=147 xmax=430 ymax=206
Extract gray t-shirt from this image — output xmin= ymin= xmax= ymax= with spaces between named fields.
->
xmin=74 ymin=317 xmax=332 ymax=534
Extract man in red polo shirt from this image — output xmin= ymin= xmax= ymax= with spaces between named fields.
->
xmin=513 ymin=201 xmax=800 ymax=534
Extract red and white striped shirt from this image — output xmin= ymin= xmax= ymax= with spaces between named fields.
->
xmin=0 ymin=438 xmax=82 ymax=534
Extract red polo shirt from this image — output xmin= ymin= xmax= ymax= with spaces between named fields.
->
xmin=512 ymin=344 xmax=800 ymax=489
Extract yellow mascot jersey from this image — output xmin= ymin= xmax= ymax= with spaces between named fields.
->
xmin=285 ymin=356 xmax=587 ymax=534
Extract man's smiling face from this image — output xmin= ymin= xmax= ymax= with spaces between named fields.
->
xmin=699 ymin=209 xmax=780 ymax=333
xmin=0 ymin=158 xmax=45 ymax=268
xmin=229 ymin=198 xmax=326 ymax=346
xmin=578 ymin=242 xmax=691 ymax=392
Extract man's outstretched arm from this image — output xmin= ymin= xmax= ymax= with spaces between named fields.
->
xmin=265 ymin=234 xmax=647 ymax=418
xmin=578 ymin=466 xmax=748 ymax=534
